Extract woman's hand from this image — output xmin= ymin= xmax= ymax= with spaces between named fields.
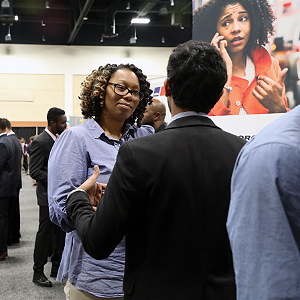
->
xmin=211 ymin=32 xmax=233 ymax=74
xmin=78 ymin=165 xmax=107 ymax=207
xmin=253 ymin=68 xmax=288 ymax=113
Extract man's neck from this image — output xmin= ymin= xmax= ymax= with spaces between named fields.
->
xmin=6 ymin=129 xmax=13 ymax=135
xmin=168 ymin=95 xmax=190 ymax=117
xmin=47 ymin=126 xmax=56 ymax=136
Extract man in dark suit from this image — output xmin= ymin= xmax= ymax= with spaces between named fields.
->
xmin=141 ymin=98 xmax=167 ymax=132
xmin=30 ymin=107 xmax=67 ymax=287
xmin=4 ymin=119 xmax=22 ymax=246
xmin=0 ymin=118 xmax=15 ymax=261
xmin=66 ymin=41 xmax=246 ymax=299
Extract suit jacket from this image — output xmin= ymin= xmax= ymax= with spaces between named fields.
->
xmin=29 ymin=130 xmax=54 ymax=206
xmin=155 ymin=121 xmax=167 ymax=132
xmin=67 ymin=116 xmax=246 ymax=300
xmin=8 ymin=133 xmax=22 ymax=192
xmin=0 ymin=134 xmax=15 ymax=197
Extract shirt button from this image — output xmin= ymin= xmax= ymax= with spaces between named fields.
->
xmin=236 ymin=100 xmax=241 ymax=107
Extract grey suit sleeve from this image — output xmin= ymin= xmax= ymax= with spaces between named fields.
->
xmin=29 ymin=139 xmax=47 ymax=184
xmin=66 ymin=142 xmax=139 ymax=259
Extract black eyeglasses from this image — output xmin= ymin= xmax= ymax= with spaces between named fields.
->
xmin=108 ymin=82 xmax=144 ymax=101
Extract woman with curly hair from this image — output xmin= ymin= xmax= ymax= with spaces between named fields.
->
xmin=193 ymin=0 xmax=289 ymax=115
xmin=47 ymin=63 xmax=154 ymax=299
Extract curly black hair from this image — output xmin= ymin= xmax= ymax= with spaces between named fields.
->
xmin=193 ymin=0 xmax=275 ymax=58
xmin=79 ymin=63 xmax=152 ymax=127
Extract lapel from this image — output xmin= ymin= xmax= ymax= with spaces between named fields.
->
xmin=165 ymin=115 xmax=221 ymax=131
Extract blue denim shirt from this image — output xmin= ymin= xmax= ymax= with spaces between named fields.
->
xmin=227 ymin=106 xmax=300 ymax=299
xmin=48 ymin=118 xmax=154 ymax=297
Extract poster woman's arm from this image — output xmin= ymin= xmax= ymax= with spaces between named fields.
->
xmin=211 ymin=33 xmax=232 ymax=110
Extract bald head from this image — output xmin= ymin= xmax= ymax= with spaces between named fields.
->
xmin=142 ymin=98 xmax=166 ymax=130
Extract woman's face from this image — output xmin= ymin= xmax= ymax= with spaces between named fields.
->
xmin=217 ymin=3 xmax=251 ymax=55
xmin=102 ymin=69 xmax=141 ymax=122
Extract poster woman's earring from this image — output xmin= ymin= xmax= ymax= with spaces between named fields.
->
xmin=100 ymin=101 xmax=104 ymax=108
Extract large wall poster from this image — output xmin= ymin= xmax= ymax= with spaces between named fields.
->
xmin=192 ymin=0 xmax=300 ymax=117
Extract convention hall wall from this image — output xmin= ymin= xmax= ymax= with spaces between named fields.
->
xmin=0 ymin=44 xmax=172 ymax=128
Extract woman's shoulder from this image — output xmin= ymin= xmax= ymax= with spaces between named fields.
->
xmin=66 ymin=118 xmax=98 ymax=136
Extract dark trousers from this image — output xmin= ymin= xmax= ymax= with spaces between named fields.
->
xmin=33 ymin=206 xmax=65 ymax=274
xmin=8 ymin=193 xmax=20 ymax=244
xmin=0 ymin=197 xmax=9 ymax=253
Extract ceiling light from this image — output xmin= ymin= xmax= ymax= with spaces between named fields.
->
xmin=45 ymin=1 xmax=50 ymax=9
xmin=162 ymin=37 xmax=165 ymax=43
xmin=170 ymin=0 xmax=174 ymax=6
xmin=159 ymin=7 xmax=168 ymax=16
xmin=126 ymin=2 xmax=130 ymax=10
xmin=1 ymin=0 xmax=10 ymax=8
xmin=130 ymin=37 xmax=137 ymax=44
xmin=5 ymin=26 xmax=11 ymax=41
xmin=83 ymin=16 xmax=88 ymax=20
xmin=41 ymin=20 xmax=46 ymax=26
xmin=14 ymin=15 xmax=18 ymax=21
xmin=42 ymin=35 xmax=46 ymax=42
xmin=130 ymin=27 xmax=137 ymax=44
xmin=131 ymin=18 xmax=150 ymax=24
xmin=100 ymin=36 xmax=103 ymax=43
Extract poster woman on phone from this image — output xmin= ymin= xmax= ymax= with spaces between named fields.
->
xmin=193 ymin=0 xmax=289 ymax=116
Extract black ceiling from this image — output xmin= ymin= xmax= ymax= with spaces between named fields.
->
xmin=0 ymin=0 xmax=192 ymax=47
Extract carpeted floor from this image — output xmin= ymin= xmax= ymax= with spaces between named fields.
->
xmin=0 ymin=174 xmax=65 ymax=300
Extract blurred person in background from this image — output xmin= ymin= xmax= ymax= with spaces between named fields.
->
xmin=4 ymin=118 xmax=22 ymax=245
xmin=141 ymin=98 xmax=167 ymax=132
xmin=0 ymin=118 xmax=15 ymax=261
xmin=27 ymin=135 xmax=38 ymax=186
xmin=19 ymin=137 xmax=28 ymax=174
xmin=30 ymin=107 xmax=67 ymax=288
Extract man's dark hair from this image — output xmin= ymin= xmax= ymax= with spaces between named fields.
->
xmin=167 ymin=40 xmax=227 ymax=114
xmin=47 ymin=107 xmax=65 ymax=126
xmin=3 ymin=118 xmax=11 ymax=130
xmin=193 ymin=0 xmax=275 ymax=58
xmin=0 ymin=118 xmax=6 ymax=131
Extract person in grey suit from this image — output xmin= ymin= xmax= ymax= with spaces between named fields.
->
xmin=66 ymin=41 xmax=246 ymax=299
xmin=30 ymin=107 xmax=67 ymax=287
xmin=4 ymin=118 xmax=22 ymax=246
xmin=0 ymin=118 xmax=15 ymax=261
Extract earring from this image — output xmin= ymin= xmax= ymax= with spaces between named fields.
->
xmin=100 ymin=101 xmax=104 ymax=108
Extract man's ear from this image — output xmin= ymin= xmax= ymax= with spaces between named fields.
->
xmin=153 ymin=111 xmax=161 ymax=121
xmin=164 ymin=79 xmax=171 ymax=97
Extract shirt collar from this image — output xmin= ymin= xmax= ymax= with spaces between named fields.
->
xmin=0 ymin=132 xmax=7 ymax=137
xmin=87 ymin=117 xmax=135 ymax=141
xmin=168 ymin=111 xmax=208 ymax=125
xmin=45 ymin=127 xmax=57 ymax=141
